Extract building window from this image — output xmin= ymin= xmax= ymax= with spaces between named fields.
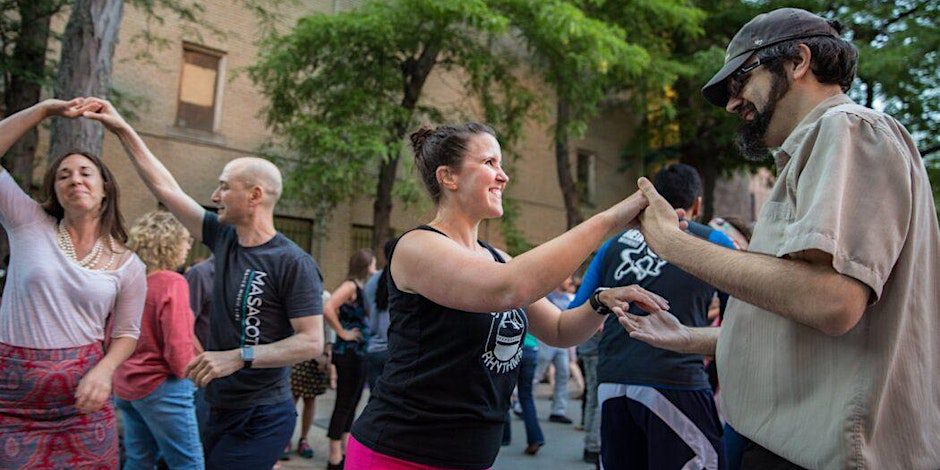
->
xmin=275 ymin=215 xmax=314 ymax=254
xmin=577 ymin=150 xmax=596 ymax=206
xmin=351 ymin=224 xmax=373 ymax=256
xmin=176 ymin=43 xmax=224 ymax=132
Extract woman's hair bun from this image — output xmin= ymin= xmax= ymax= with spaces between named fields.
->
xmin=409 ymin=125 xmax=435 ymax=155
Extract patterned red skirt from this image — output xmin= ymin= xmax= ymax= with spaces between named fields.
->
xmin=0 ymin=342 xmax=118 ymax=469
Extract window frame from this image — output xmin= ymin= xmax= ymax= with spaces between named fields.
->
xmin=175 ymin=42 xmax=226 ymax=134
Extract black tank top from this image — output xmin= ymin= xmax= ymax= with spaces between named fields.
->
xmin=351 ymin=226 xmax=528 ymax=469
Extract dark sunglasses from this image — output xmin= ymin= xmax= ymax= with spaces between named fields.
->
xmin=727 ymin=56 xmax=777 ymax=98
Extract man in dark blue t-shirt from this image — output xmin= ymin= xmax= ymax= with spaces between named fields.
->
xmin=105 ymin=97 xmax=325 ymax=470
xmin=571 ymin=164 xmax=734 ymax=470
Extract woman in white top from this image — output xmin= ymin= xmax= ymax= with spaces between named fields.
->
xmin=0 ymin=99 xmax=146 ymax=468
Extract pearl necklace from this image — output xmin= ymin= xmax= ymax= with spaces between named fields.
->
xmin=57 ymin=222 xmax=117 ymax=270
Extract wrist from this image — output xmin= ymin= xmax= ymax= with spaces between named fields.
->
xmin=92 ymin=360 xmax=118 ymax=375
xmin=594 ymin=210 xmax=617 ymax=233
xmin=238 ymin=347 xmax=254 ymax=369
xmin=679 ymin=326 xmax=695 ymax=354
xmin=113 ymin=122 xmax=135 ymax=140
xmin=37 ymin=100 xmax=54 ymax=119
xmin=590 ymin=287 xmax=613 ymax=315
xmin=656 ymin=228 xmax=684 ymax=261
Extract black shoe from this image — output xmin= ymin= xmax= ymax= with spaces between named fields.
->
xmin=524 ymin=443 xmax=544 ymax=455
xmin=583 ymin=449 xmax=599 ymax=464
xmin=327 ymin=458 xmax=344 ymax=470
xmin=549 ymin=414 xmax=573 ymax=424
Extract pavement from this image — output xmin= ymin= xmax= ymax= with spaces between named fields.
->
xmin=280 ymin=381 xmax=596 ymax=470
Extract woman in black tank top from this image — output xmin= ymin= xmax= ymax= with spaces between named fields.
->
xmin=348 ymin=123 xmax=674 ymax=470
xmin=324 ymin=250 xmax=376 ymax=469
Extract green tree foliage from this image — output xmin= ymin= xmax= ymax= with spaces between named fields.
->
xmin=622 ymin=0 xmax=760 ymax=221
xmin=249 ymin=0 xmax=707 ymax=252
xmin=625 ymin=0 xmax=939 ymax=220
xmin=249 ymin=0 xmax=541 ymax=251
xmin=493 ymin=0 xmax=701 ymax=228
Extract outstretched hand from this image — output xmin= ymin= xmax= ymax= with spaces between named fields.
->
xmin=614 ymin=307 xmax=691 ymax=353
xmin=599 ymin=284 xmax=670 ymax=315
xmin=77 ymin=97 xmax=130 ymax=133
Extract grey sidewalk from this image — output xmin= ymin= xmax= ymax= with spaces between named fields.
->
xmin=281 ymin=382 xmax=595 ymax=470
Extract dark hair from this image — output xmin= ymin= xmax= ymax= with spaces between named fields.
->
xmin=409 ymin=122 xmax=497 ymax=203
xmin=757 ymin=22 xmax=858 ymax=92
xmin=41 ymin=150 xmax=128 ymax=244
xmin=347 ymin=248 xmax=374 ymax=283
xmin=653 ymin=163 xmax=703 ymax=210
xmin=722 ymin=216 xmax=753 ymax=242
xmin=374 ymin=238 xmax=396 ymax=312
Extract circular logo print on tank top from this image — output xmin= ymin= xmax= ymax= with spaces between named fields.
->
xmin=481 ymin=309 xmax=526 ymax=373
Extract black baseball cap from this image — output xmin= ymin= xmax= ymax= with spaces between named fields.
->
xmin=701 ymin=8 xmax=841 ymax=107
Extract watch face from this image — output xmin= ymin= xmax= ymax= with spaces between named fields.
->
xmin=242 ymin=347 xmax=254 ymax=360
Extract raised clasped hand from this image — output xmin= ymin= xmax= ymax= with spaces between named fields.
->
xmin=75 ymin=97 xmax=129 ymax=133
xmin=636 ymin=177 xmax=688 ymax=254
xmin=42 ymin=97 xmax=87 ymax=119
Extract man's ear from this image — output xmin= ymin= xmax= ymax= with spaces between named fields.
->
xmin=791 ymin=43 xmax=813 ymax=80
xmin=689 ymin=196 xmax=703 ymax=220
xmin=248 ymin=185 xmax=264 ymax=207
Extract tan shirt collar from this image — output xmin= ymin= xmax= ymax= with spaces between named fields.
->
xmin=772 ymin=93 xmax=855 ymax=169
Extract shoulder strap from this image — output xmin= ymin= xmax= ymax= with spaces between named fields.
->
xmin=477 ymin=240 xmax=506 ymax=263
xmin=414 ymin=224 xmax=448 ymax=237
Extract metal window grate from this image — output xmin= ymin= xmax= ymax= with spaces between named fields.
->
xmin=351 ymin=224 xmax=373 ymax=256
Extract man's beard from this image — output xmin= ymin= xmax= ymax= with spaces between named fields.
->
xmin=734 ymin=72 xmax=790 ymax=161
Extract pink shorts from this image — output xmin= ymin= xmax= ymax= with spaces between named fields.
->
xmin=345 ymin=435 xmax=490 ymax=470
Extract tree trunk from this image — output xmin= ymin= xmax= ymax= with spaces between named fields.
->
xmin=2 ymin=0 xmax=56 ymax=189
xmin=554 ymin=97 xmax=583 ymax=229
xmin=681 ymin=147 xmax=717 ymax=222
xmin=700 ymin=159 xmax=717 ymax=222
xmin=48 ymin=0 xmax=124 ymax=162
xmin=370 ymin=43 xmax=440 ymax=252
xmin=861 ymin=76 xmax=875 ymax=108
xmin=371 ymin=155 xmax=399 ymax=254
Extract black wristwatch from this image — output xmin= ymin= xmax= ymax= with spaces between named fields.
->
xmin=589 ymin=287 xmax=613 ymax=316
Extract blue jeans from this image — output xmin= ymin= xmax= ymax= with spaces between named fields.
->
xmin=535 ymin=344 xmax=570 ymax=416
xmin=194 ymin=386 xmax=210 ymax=442
xmin=204 ymin=399 xmax=296 ymax=470
xmin=518 ymin=346 xmax=545 ymax=445
xmin=115 ymin=377 xmax=204 ymax=470
xmin=582 ymin=354 xmax=600 ymax=452
xmin=723 ymin=423 xmax=747 ymax=470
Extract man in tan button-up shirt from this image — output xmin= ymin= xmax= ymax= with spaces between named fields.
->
xmin=618 ymin=8 xmax=940 ymax=470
